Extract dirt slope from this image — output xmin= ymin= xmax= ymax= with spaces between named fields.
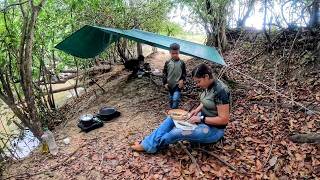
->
xmin=4 ymin=49 xmax=319 ymax=179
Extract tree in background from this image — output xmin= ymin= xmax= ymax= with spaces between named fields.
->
xmin=0 ymin=0 xmax=47 ymax=139
xmin=179 ymin=0 xmax=230 ymax=51
xmin=309 ymin=0 xmax=320 ymax=27
xmin=159 ymin=21 xmax=184 ymax=36
xmin=236 ymin=0 xmax=256 ymax=28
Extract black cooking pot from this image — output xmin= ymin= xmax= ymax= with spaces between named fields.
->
xmin=96 ymin=107 xmax=120 ymax=121
xmin=79 ymin=114 xmax=94 ymax=127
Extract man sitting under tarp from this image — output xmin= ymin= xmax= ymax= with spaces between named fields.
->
xmin=123 ymin=55 xmax=145 ymax=75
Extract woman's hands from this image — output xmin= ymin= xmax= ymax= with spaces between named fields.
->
xmin=188 ymin=109 xmax=197 ymax=118
xmin=188 ymin=115 xmax=201 ymax=124
xmin=187 ymin=104 xmax=203 ymax=119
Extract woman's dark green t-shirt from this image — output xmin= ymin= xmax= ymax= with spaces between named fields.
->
xmin=200 ymin=79 xmax=230 ymax=119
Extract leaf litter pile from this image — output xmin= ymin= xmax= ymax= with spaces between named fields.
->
xmin=4 ymin=30 xmax=320 ymax=179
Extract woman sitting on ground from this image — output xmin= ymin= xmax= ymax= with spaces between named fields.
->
xmin=131 ymin=63 xmax=231 ymax=153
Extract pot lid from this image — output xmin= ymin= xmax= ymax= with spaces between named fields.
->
xmin=99 ymin=107 xmax=116 ymax=116
xmin=80 ymin=114 xmax=94 ymax=121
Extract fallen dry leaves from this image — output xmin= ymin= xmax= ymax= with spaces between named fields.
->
xmin=4 ymin=36 xmax=320 ymax=179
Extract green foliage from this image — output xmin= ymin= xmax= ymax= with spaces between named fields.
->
xmin=178 ymin=0 xmax=231 ymax=24
xmin=0 ymin=0 xmax=173 ymax=77
xmin=159 ymin=21 xmax=184 ymax=36
xmin=0 ymin=14 xmax=5 ymax=34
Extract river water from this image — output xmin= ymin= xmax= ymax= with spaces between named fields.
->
xmin=0 ymin=79 xmax=84 ymax=159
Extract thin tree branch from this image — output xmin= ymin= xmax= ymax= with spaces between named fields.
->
xmin=178 ymin=142 xmax=203 ymax=175
xmin=19 ymin=0 xmax=27 ymax=19
xmin=0 ymin=0 xmax=28 ymax=13
xmin=197 ymin=148 xmax=241 ymax=173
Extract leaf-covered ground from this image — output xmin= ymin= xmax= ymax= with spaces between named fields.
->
xmin=4 ymin=44 xmax=319 ymax=179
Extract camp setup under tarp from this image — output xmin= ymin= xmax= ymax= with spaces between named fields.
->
xmin=55 ymin=25 xmax=226 ymax=66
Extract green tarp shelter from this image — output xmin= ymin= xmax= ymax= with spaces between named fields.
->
xmin=55 ymin=25 xmax=226 ymax=66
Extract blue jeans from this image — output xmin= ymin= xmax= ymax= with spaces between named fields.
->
xmin=141 ymin=116 xmax=225 ymax=153
xmin=169 ymin=88 xmax=181 ymax=109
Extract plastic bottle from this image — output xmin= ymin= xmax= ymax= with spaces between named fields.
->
xmin=41 ymin=140 xmax=49 ymax=154
xmin=41 ymin=128 xmax=58 ymax=155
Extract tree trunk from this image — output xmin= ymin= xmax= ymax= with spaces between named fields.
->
xmin=47 ymin=84 xmax=84 ymax=94
xmin=137 ymin=43 xmax=143 ymax=57
xmin=0 ymin=92 xmax=39 ymax=140
xmin=263 ymin=0 xmax=271 ymax=45
xmin=309 ymin=0 xmax=320 ymax=28
xmin=205 ymin=22 xmax=227 ymax=51
xmin=19 ymin=8 xmax=42 ymax=139
xmin=205 ymin=32 xmax=217 ymax=47
xmin=0 ymin=1 xmax=47 ymax=140
xmin=18 ymin=1 xmax=47 ymax=139
xmin=205 ymin=0 xmax=228 ymax=52
xmin=134 ymin=20 xmax=143 ymax=57
xmin=74 ymin=57 xmax=79 ymax=98
xmin=0 ymin=94 xmax=28 ymax=125
xmin=219 ymin=19 xmax=228 ymax=51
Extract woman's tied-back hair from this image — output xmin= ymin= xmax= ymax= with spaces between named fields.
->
xmin=192 ymin=63 xmax=213 ymax=79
